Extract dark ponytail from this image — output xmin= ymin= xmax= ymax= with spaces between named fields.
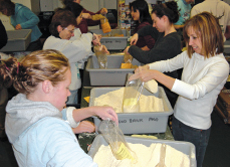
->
xmin=152 ymin=1 xmax=179 ymax=24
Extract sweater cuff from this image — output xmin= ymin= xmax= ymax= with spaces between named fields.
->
xmin=66 ymin=107 xmax=80 ymax=128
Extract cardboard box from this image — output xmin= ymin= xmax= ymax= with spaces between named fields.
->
xmin=89 ymin=86 xmax=173 ymax=134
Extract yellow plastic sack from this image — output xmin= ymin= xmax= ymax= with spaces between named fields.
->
xmin=101 ymin=18 xmax=111 ymax=33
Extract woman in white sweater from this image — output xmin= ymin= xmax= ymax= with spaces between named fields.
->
xmin=129 ymin=12 xmax=229 ymax=167
xmin=43 ymin=9 xmax=101 ymax=105
xmin=43 ymin=9 xmax=106 ymax=134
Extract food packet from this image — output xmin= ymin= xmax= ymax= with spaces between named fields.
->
xmin=120 ymin=53 xmax=137 ymax=69
xmin=123 ymin=52 xmax=133 ymax=63
xmin=100 ymin=15 xmax=111 ymax=34
xmin=98 ymin=119 xmax=137 ymax=162
xmin=93 ymin=45 xmax=108 ymax=69
xmin=122 ymin=74 xmax=144 ymax=113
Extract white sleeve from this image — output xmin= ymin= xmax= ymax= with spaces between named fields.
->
xmin=66 ymin=107 xmax=80 ymax=128
xmin=171 ymin=60 xmax=229 ymax=100
xmin=148 ymin=51 xmax=185 ymax=72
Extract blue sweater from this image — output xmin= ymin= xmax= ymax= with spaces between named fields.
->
xmin=10 ymin=3 xmax=42 ymax=42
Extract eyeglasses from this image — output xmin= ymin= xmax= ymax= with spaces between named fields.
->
xmin=63 ymin=27 xmax=74 ymax=34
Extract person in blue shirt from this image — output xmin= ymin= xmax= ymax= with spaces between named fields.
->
xmin=174 ymin=0 xmax=194 ymax=47
xmin=0 ymin=49 xmax=118 ymax=166
xmin=0 ymin=0 xmax=42 ymax=51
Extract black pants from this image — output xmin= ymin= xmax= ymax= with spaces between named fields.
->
xmin=26 ymin=39 xmax=43 ymax=51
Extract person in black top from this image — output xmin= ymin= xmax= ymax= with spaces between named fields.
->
xmin=124 ymin=1 xmax=181 ymax=108
xmin=0 ymin=19 xmax=7 ymax=49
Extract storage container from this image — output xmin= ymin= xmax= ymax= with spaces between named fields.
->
xmin=86 ymin=54 xmax=141 ymax=86
xmin=89 ymin=86 xmax=173 ymax=134
xmin=88 ymin=134 xmax=196 ymax=167
xmin=0 ymin=29 xmax=32 ymax=52
xmin=90 ymin=29 xmax=128 ymax=50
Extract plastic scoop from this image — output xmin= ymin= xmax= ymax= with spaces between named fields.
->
xmin=122 ymin=75 xmax=144 ymax=113
xmin=98 ymin=119 xmax=136 ymax=161
xmin=156 ymin=143 xmax=167 ymax=167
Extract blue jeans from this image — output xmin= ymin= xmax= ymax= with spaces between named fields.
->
xmin=172 ymin=116 xmax=211 ymax=167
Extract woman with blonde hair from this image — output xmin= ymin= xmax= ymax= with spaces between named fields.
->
xmin=129 ymin=12 xmax=229 ymax=167
xmin=0 ymin=49 xmax=118 ymax=166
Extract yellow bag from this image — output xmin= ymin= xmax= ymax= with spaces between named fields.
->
xmin=100 ymin=17 xmax=111 ymax=33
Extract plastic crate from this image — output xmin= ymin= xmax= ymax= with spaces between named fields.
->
xmin=89 ymin=86 xmax=173 ymax=134
xmin=90 ymin=29 xmax=128 ymax=50
xmin=86 ymin=55 xmax=141 ymax=86
xmin=0 ymin=29 xmax=32 ymax=52
xmin=88 ymin=135 xmax=196 ymax=167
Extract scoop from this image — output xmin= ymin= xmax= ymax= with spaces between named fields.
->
xmin=98 ymin=119 xmax=136 ymax=161
xmin=156 ymin=143 xmax=167 ymax=167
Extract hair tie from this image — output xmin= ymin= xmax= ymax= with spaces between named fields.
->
xmin=17 ymin=62 xmax=20 ymax=74
xmin=5 ymin=64 xmax=10 ymax=71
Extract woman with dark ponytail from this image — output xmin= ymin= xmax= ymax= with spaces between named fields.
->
xmin=124 ymin=1 xmax=181 ymax=107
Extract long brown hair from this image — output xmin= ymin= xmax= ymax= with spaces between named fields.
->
xmin=183 ymin=12 xmax=224 ymax=58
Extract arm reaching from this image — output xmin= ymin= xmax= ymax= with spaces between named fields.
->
xmin=73 ymin=106 xmax=118 ymax=125
xmin=129 ymin=66 xmax=176 ymax=90
xmin=130 ymin=33 xmax=139 ymax=45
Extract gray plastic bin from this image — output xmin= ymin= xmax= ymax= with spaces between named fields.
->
xmin=0 ymin=29 xmax=32 ymax=52
xmin=90 ymin=29 xmax=128 ymax=50
xmin=88 ymin=135 xmax=196 ymax=167
xmin=89 ymin=86 xmax=173 ymax=134
xmin=86 ymin=55 xmax=141 ymax=86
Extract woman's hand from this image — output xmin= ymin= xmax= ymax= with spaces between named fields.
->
xmin=128 ymin=65 xmax=155 ymax=82
xmin=100 ymin=8 xmax=108 ymax=15
xmin=72 ymin=121 xmax=95 ymax=134
xmin=100 ymin=45 xmax=110 ymax=54
xmin=93 ymin=106 xmax=118 ymax=125
xmin=82 ymin=13 xmax=92 ymax=19
xmin=93 ymin=43 xmax=110 ymax=54
xmin=130 ymin=33 xmax=139 ymax=45
xmin=15 ymin=24 xmax=22 ymax=30
xmin=123 ymin=46 xmax=130 ymax=55
xmin=92 ymin=34 xmax=101 ymax=45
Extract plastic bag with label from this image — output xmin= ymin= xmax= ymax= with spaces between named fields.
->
xmin=94 ymin=45 xmax=108 ymax=69
xmin=100 ymin=14 xmax=111 ymax=34
xmin=98 ymin=119 xmax=137 ymax=162
xmin=122 ymin=74 xmax=144 ymax=113
xmin=120 ymin=52 xmax=133 ymax=69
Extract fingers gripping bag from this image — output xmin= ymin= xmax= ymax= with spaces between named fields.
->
xmin=98 ymin=119 xmax=137 ymax=163
xmin=122 ymin=74 xmax=144 ymax=113
xmin=93 ymin=45 xmax=108 ymax=69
